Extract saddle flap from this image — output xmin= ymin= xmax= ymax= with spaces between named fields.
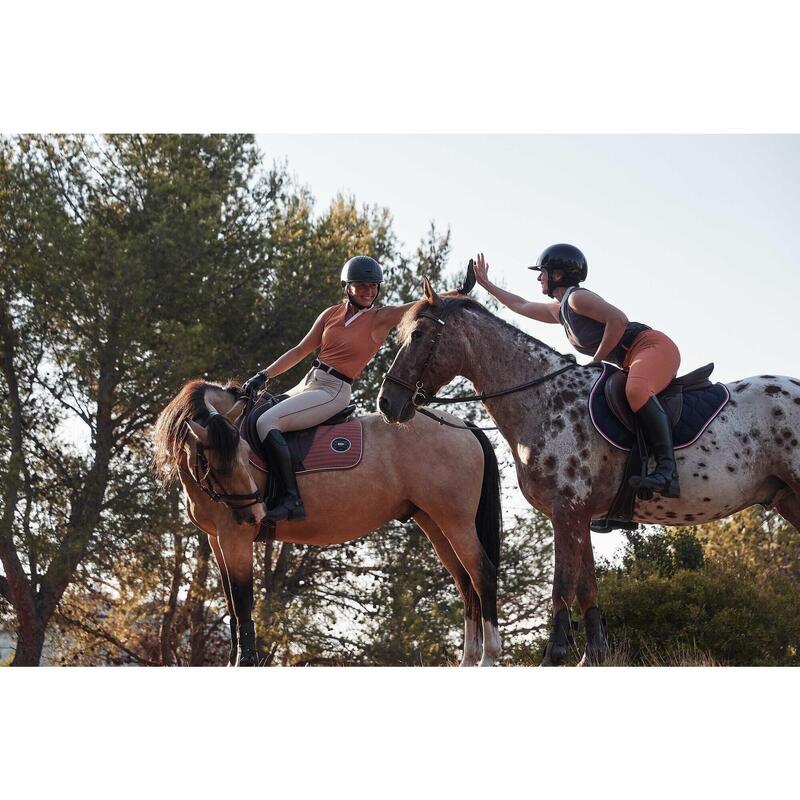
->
xmin=604 ymin=369 xmax=634 ymax=432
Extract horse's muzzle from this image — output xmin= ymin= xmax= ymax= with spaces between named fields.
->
xmin=378 ymin=381 xmax=416 ymax=423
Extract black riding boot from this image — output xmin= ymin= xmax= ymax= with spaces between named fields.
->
xmin=628 ymin=396 xmax=681 ymax=498
xmin=263 ymin=429 xmax=306 ymax=521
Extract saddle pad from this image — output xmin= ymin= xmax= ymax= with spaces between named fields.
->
xmin=247 ymin=419 xmax=363 ymax=474
xmin=588 ymin=364 xmax=730 ymax=451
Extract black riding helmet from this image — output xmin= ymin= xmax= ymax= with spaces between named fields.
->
xmin=341 ymin=255 xmax=384 ymax=309
xmin=528 ymin=243 xmax=588 ymax=298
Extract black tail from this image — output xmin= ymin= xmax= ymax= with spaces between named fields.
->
xmin=466 ymin=423 xmax=502 ymax=570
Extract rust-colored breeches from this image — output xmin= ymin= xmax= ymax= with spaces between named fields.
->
xmin=622 ymin=329 xmax=681 ymax=412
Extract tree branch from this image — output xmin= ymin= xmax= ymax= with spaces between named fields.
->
xmin=56 ymin=610 xmax=160 ymax=666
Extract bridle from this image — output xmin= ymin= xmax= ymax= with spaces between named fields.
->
xmin=383 ymin=300 xmax=579 ymax=418
xmin=187 ymin=411 xmax=263 ymax=514
xmin=384 ymin=304 xmax=450 ymax=408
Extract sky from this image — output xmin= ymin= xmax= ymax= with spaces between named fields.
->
xmin=257 ymin=134 xmax=800 ymax=560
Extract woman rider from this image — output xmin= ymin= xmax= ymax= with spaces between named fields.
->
xmin=473 ymin=244 xmax=682 ymax=498
xmin=241 ymin=255 xmax=417 ymax=522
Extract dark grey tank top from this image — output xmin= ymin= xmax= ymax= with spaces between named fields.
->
xmin=559 ymin=287 xmax=650 ymax=365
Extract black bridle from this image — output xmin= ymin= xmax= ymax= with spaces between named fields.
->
xmin=384 ymin=300 xmax=579 ymax=419
xmin=188 ymin=410 xmax=263 ymax=514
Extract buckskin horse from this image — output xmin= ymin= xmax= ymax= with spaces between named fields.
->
xmin=377 ymin=275 xmax=800 ymax=666
xmin=152 ymin=379 xmax=502 ymax=666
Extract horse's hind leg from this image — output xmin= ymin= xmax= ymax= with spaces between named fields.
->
xmin=414 ymin=511 xmax=483 ymax=666
xmin=773 ymin=487 xmax=800 ymax=532
xmin=215 ymin=526 xmax=258 ymax=666
xmin=431 ymin=513 xmax=500 ymax=666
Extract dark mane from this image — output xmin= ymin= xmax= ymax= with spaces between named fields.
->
xmin=400 ymin=294 xmax=566 ymax=359
xmin=152 ymin=379 xmax=242 ymax=485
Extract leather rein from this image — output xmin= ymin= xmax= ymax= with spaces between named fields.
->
xmin=384 ymin=301 xmax=579 ymax=430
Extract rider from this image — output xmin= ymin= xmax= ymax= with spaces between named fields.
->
xmin=242 ymin=255 xmax=417 ymax=521
xmin=473 ymin=244 xmax=682 ymax=498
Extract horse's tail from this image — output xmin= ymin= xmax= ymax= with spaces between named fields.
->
xmin=466 ymin=423 xmax=502 ymax=570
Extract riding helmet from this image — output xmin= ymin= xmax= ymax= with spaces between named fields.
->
xmin=528 ymin=243 xmax=588 ymax=286
xmin=340 ymin=255 xmax=384 ymax=286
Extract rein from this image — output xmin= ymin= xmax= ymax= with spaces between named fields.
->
xmin=429 ymin=361 xmax=577 ymax=405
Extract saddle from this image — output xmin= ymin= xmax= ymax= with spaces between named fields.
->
xmin=589 ymin=363 xmax=730 ymax=533
xmin=239 ymin=393 xmax=363 ymax=540
xmin=589 ymin=362 xmax=729 ymax=452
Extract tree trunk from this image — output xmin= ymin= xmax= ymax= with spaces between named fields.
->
xmin=188 ymin=534 xmax=212 ymax=666
xmin=160 ymin=530 xmax=184 ymax=666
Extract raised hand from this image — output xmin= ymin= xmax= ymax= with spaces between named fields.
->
xmin=473 ymin=252 xmax=491 ymax=288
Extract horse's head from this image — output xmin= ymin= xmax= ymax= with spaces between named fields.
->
xmin=379 ymin=276 xmax=471 ymax=423
xmin=183 ymin=397 xmax=266 ymax=528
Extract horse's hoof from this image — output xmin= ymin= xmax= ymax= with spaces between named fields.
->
xmin=237 ymin=649 xmax=259 ymax=667
xmin=540 ymin=641 xmax=568 ymax=666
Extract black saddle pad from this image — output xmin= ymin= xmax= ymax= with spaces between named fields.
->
xmin=588 ymin=364 xmax=730 ymax=451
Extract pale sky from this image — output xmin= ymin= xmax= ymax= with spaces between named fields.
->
xmin=257 ymin=134 xmax=800 ymax=560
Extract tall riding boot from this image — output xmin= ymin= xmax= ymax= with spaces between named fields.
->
xmin=628 ymin=396 xmax=681 ymax=498
xmin=263 ymin=429 xmax=306 ymax=521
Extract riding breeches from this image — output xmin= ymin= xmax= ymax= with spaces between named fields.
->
xmin=255 ymin=368 xmax=352 ymax=439
xmin=622 ymin=329 xmax=681 ymax=412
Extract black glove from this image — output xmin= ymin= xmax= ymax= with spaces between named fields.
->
xmin=242 ymin=370 xmax=269 ymax=396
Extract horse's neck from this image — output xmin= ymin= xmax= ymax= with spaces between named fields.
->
xmin=460 ymin=311 xmax=567 ymax=443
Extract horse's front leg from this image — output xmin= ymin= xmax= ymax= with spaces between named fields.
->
xmin=576 ymin=532 xmax=608 ymax=666
xmin=208 ymin=534 xmax=239 ymax=666
xmin=541 ymin=507 xmax=588 ymax=667
xmin=216 ymin=525 xmax=259 ymax=667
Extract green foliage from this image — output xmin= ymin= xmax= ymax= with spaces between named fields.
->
xmin=598 ymin=522 xmax=800 ymax=665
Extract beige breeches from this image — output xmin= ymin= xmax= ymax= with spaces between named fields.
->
xmin=255 ymin=368 xmax=352 ymax=438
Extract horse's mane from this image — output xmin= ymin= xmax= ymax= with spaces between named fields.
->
xmin=152 ymin=379 xmax=242 ymax=486
xmin=399 ymin=294 xmax=566 ymax=359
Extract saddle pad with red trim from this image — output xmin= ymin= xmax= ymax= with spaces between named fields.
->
xmin=247 ymin=420 xmax=363 ymax=474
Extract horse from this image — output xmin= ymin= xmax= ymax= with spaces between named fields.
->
xmin=152 ymin=378 xmax=502 ymax=666
xmin=377 ymin=277 xmax=800 ymax=666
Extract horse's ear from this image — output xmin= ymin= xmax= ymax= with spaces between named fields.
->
xmin=423 ymin=277 xmax=440 ymax=305
xmin=458 ymin=259 xmax=476 ymax=295
xmin=226 ymin=398 xmax=247 ymax=424
xmin=185 ymin=420 xmax=209 ymax=446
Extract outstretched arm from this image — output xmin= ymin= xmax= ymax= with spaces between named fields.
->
xmin=370 ymin=301 xmax=418 ymax=344
xmin=473 ymin=253 xmax=560 ymax=324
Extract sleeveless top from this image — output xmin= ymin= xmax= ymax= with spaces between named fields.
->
xmin=317 ymin=303 xmax=382 ymax=380
xmin=559 ymin=287 xmax=650 ymax=366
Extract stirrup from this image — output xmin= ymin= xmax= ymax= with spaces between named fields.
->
xmin=629 ymin=471 xmax=680 ymax=498
xmin=266 ymin=495 xmax=306 ymax=522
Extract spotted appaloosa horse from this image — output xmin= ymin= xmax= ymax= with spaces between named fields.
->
xmin=378 ymin=278 xmax=800 ymax=666
xmin=152 ymin=379 xmax=502 ymax=666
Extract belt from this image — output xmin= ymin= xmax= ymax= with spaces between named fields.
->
xmin=609 ymin=322 xmax=651 ymax=365
xmin=312 ymin=359 xmax=353 ymax=384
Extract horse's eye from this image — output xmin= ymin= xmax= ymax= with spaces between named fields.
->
xmin=410 ymin=330 xmax=423 ymax=342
